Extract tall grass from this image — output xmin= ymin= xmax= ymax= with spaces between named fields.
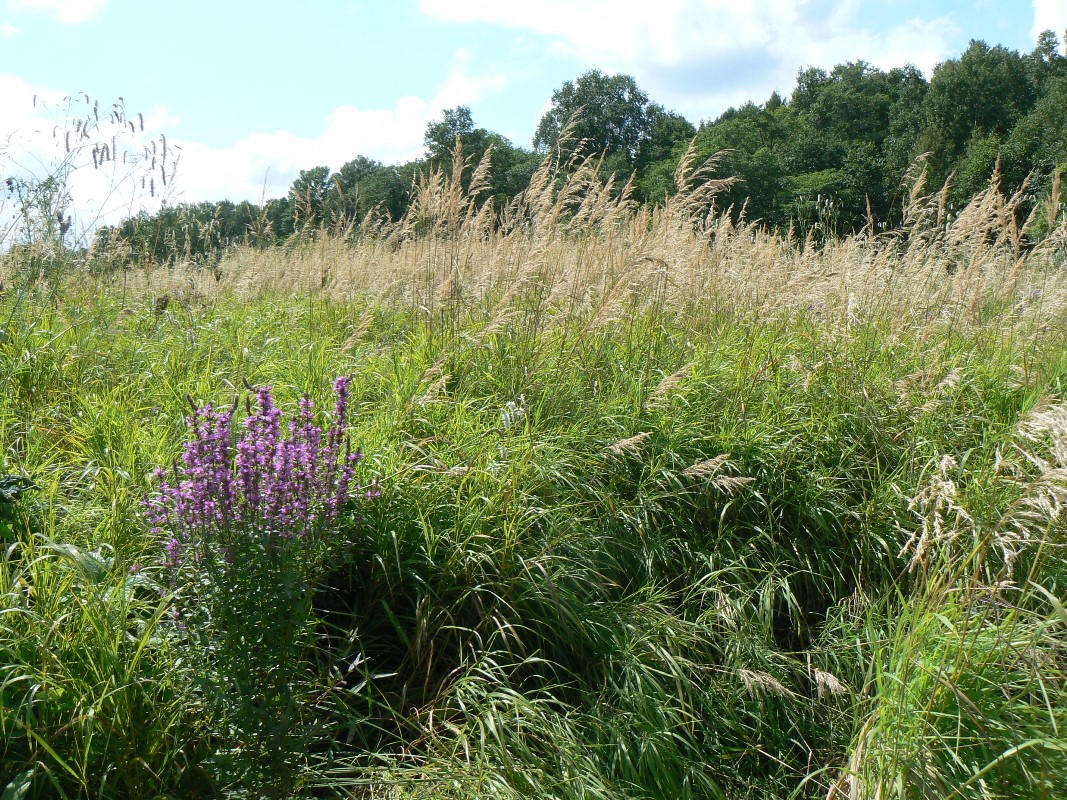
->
xmin=1 ymin=146 xmax=1065 ymax=798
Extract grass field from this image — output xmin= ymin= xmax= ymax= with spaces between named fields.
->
xmin=2 ymin=153 xmax=1067 ymax=798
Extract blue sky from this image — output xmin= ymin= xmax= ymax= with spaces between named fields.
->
xmin=1 ymin=0 xmax=1063 ymax=232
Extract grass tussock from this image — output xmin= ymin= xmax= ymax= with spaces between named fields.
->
xmin=1 ymin=147 xmax=1066 ymax=798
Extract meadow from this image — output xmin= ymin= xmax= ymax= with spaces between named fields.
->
xmin=2 ymin=149 xmax=1067 ymax=798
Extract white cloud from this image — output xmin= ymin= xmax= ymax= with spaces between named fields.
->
xmin=170 ymin=102 xmax=430 ymax=206
xmin=0 ymin=73 xmax=66 ymax=161
xmin=419 ymin=0 xmax=732 ymax=65
xmin=0 ymin=21 xmax=19 ymax=36
xmin=1032 ymin=0 xmax=1067 ymax=48
xmin=6 ymin=0 xmax=107 ymax=24
xmin=2 ymin=49 xmax=507 ymax=240
xmin=1 ymin=76 xmax=183 ymax=244
xmin=418 ymin=0 xmax=958 ymax=119
xmin=167 ymin=49 xmax=505 ymax=205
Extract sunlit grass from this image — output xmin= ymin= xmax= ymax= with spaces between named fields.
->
xmin=1 ymin=154 xmax=1066 ymax=798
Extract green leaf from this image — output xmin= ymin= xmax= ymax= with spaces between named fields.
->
xmin=1 ymin=770 xmax=34 ymax=800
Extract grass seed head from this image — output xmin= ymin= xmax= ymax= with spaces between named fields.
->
xmin=605 ymin=431 xmax=651 ymax=456
xmin=738 ymin=669 xmax=791 ymax=699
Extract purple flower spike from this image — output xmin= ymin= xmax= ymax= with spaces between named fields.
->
xmin=164 ymin=538 xmax=182 ymax=569
xmin=147 ymin=377 xmax=373 ymax=568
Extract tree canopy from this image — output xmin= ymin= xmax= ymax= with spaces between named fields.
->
xmin=535 ymin=71 xmax=654 ymax=173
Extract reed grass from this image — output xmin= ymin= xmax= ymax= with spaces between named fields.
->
xmin=1 ymin=149 xmax=1065 ymax=798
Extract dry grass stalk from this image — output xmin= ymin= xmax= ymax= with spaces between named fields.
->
xmin=897 ymin=455 xmax=973 ymax=573
xmin=605 ymin=431 xmax=652 ymax=456
xmin=649 ymin=363 xmax=693 ymax=404
xmin=341 ymin=312 xmax=375 ymax=352
xmin=421 ymin=362 xmax=446 ymax=383
xmin=682 ymin=454 xmax=731 ymax=479
xmin=418 ymin=374 xmax=449 ymax=407
xmin=1015 ymin=402 xmax=1067 ymax=470
xmin=738 ymin=669 xmax=792 ymax=699
xmin=72 ymin=153 xmax=1067 ymax=350
xmin=479 ymin=308 xmax=520 ymax=340
xmin=933 ymin=366 xmax=963 ymax=394
xmin=709 ymin=475 xmax=755 ymax=496
xmin=714 ymin=591 xmax=741 ymax=629
xmin=826 ymin=769 xmax=860 ymax=800
xmin=918 ymin=366 xmax=965 ymax=413
xmin=682 ymin=453 xmax=754 ymax=494
xmin=989 ymin=402 xmax=1067 ymax=570
xmin=813 ymin=669 xmax=849 ymax=699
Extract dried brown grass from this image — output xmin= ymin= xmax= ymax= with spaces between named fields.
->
xmin=48 ymin=148 xmax=1067 ymax=341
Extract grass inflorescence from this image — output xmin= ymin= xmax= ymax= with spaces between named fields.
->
xmin=1 ymin=151 xmax=1066 ymax=798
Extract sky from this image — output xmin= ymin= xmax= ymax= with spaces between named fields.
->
xmin=1 ymin=0 xmax=1064 ymax=238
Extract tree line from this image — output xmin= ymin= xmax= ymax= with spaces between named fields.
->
xmin=97 ymin=31 xmax=1067 ymax=264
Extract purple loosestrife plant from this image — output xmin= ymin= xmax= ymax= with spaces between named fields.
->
xmin=146 ymin=377 xmax=362 ymax=552
xmin=144 ymin=377 xmax=368 ymax=793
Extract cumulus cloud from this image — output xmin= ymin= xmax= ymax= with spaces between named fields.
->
xmin=418 ymin=0 xmax=957 ymax=119
xmin=170 ymin=101 xmax=432 ymax=206
xmin=1032 ymin=0 xmax=1067 ymax=48
xmin=0 ymin=21 xmax=19 ymax=36
xmin=6 ymin=0 xmax=107 ymax=24
xmin=168 ymin=48 xmax=505 ymax=205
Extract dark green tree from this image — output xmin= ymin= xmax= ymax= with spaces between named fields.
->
xmin=424 ymin=107 xmax=478 ymax=163
xmin=1002 ymin=74 xmax=1067 ymax=196
xmin=424 ymin=107 xmax=541 ymax=206
xmin=921 ymin=40 xmax=1038 ymax=181
xmin=953 ymin=133 xmax=1003 ymax=202
xmin=632 ymin=106 xmax=697 ymax=203
xmin=638 ymin=106 xmax=696 ymax=167
xmin=263 ymin=196 xmax=295 ymax=240
xmin=689 ymin=101 xmax=792 ymax=226
xmin=94 ymin=33 xmax=1067 ymax=254
xmin=1027 ymin=29 xmax=1067 ymax=92
xmin=356 ymin=163 xmax=416 ymax=222
xmin=534 ymin=70 xmax=657 ymax=176
xmin=288 ymin=166 xmax=333 ymax=229
xmin=882 ymin=65 xmax=930 ymax=193
xmin=324 ymin=156 xmax=386 ymax=228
